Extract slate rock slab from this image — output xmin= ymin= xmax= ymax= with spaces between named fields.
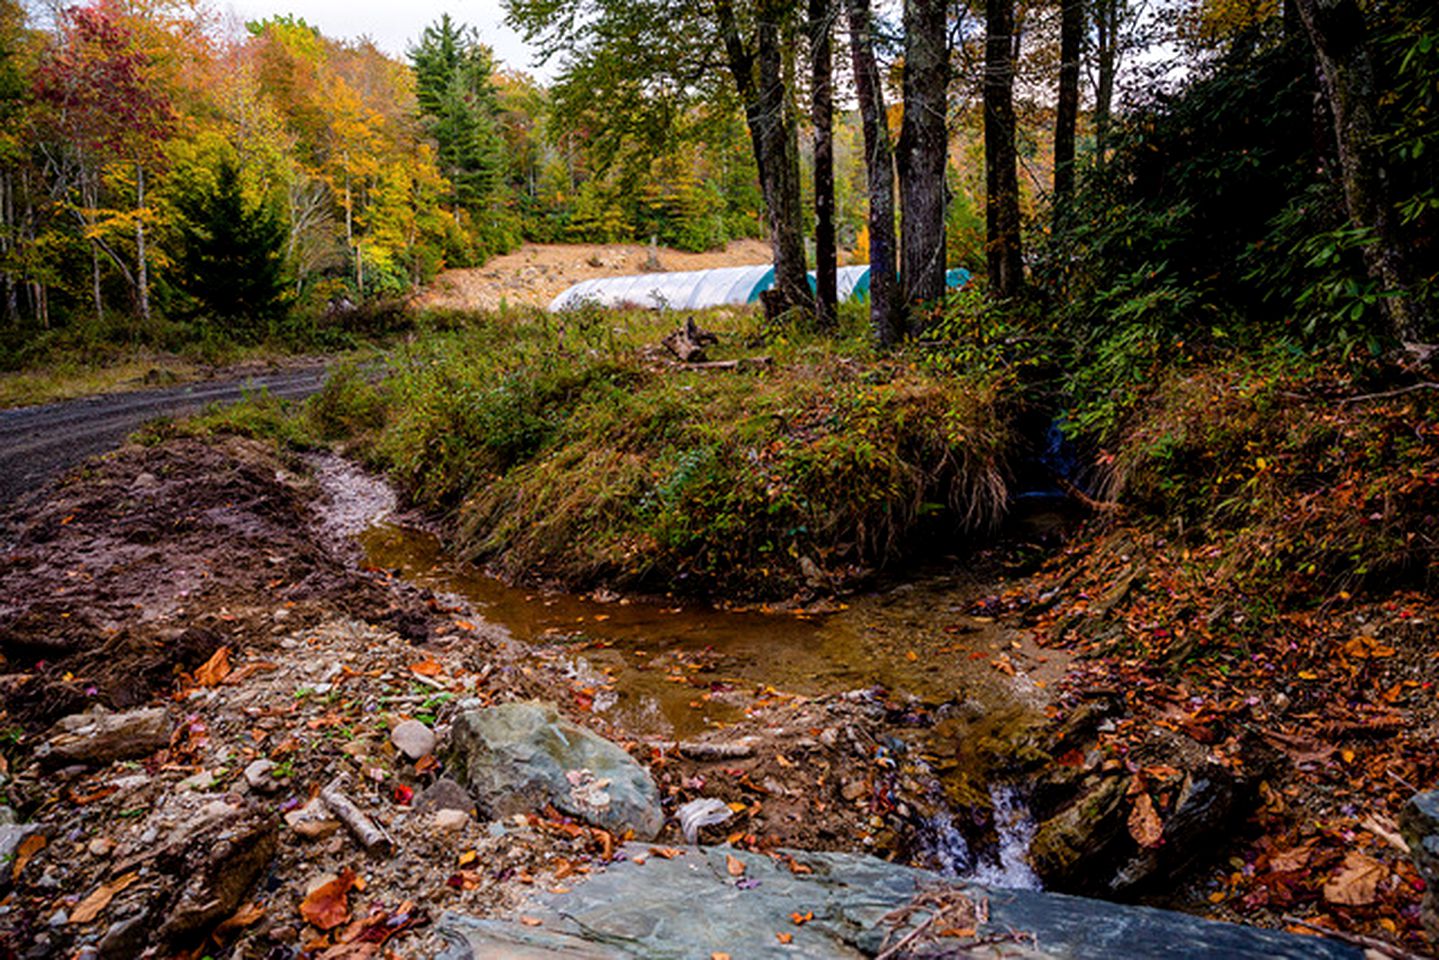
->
xmin=42 ymin=707 xmax=170 ymax=764
xmin=436 ymin=844 xmax=1362 ymax=960
xmin=443 ymin=702 xmax=662 ymax=840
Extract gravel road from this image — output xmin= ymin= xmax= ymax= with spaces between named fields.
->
xmin=0 ymin=365 xmax=329 ymax=509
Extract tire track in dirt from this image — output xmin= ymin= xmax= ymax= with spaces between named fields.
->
xmin=0 ymin=365 xmax=329 ymax=509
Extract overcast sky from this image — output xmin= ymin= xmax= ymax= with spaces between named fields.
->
xmin=220 ymin=0 xmax=550 ymax=77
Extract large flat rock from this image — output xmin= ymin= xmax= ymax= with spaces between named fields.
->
xmin=436 ymin=844 xmax=1361 ymax=960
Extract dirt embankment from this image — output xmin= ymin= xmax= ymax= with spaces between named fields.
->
xmin=415 ymin=239 xmax=773 ymax=312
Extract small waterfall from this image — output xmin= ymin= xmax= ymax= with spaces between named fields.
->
xmin=919 ymin=785 xmax=1041 ymax=890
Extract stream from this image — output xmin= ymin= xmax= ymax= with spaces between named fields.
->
xmin=315 ymin=454 xmax=1065 ymax=887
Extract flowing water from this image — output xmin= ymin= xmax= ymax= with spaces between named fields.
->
xmin=316 ymin=455 xmax=1063 ymax=886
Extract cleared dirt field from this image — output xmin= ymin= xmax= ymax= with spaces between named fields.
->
xmin=415 ymin=238 xmax=773 ymax=312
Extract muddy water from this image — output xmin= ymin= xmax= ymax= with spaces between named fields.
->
xmin=359 ymin=521 xmax=1066 ymax=741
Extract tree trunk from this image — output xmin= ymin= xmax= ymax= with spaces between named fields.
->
xmin=846 ymin=0 xmax=901 ymax=344
xmin=809 ymin=0 xmax=837 ymax=327
xmin=717 ymin=0 xmax=813 ymax=318
xmin=1295 ymin=0 xmax=1425 ymax=341
xmin=757 ymin=0 xmax=812 ymax=314
xmin=1053 ymin=0 xmax=1083 ymax=229
xmin=984 ymin=0 xmax=1024 ymax=297
xmin=135 ymin=163 xmax=150 ymax=322
xmin=898 ymin=0 xmax=949 ymax=310
xmin=1092 ymin=0 xmax=1118 ymax=166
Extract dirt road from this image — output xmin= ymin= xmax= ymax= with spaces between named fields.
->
xmin=0 ymin=365 xmax=328 ymax=509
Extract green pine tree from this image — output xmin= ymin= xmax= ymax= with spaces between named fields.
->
xmin=174 ymin=158 xmax=289 ymax=342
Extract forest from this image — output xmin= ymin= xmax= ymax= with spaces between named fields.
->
xmin=2 ymin=0 xmax=1439 ymax=957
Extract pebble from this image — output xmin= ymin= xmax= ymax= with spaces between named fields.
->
xmin=88 ymin=837 xmax=115 ymax=857
xmin=244 ymin=759 xmax=279 ymax=792
xmin=391 ymin=719 xmax=437 ymax=760
xmin=433 ymin=809 xmax=469 ymax=834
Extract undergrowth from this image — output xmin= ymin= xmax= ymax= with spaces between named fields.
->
xmin=263 ymin=303 xmax=1016 ymax=598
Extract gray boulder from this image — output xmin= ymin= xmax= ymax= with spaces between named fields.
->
xmin=443 ymin=702 xmax=662 ymax=840
xmin=436 ymin=844 xmax=1362 ymax=960
xmin=1401 ymin=789 xmax=1439 ymax=938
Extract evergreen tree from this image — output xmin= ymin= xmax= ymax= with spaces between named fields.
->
xmin=409 ymin=16 xmax=506 ymax=222
xmin=174 ymin=158 xmax=288 ymax=341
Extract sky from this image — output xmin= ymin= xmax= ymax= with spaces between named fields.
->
xmin=220 ymin=0 xmax=551 ymax=77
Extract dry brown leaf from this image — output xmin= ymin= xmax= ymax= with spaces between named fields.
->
xmin=69 ymin=872 xmax=138 ymax=924
xmin=725 ymin=853 xmax=746 ymax=877
xmin=649 ymin=846 xmax=684 ymax=860
xmin=214 ymin=901 xmax=267 ymax=939
xmin=1269 ymin=840 xmax=1316 ymax=873
xmin=520 ymin=916 xmax=543 ymax=927
xmin=11 ymin=832 xmax=45 ymax=882
xmin=193 ymin=646 xmax=232 ymax=687
xmin=1322 ymin=851 xmax=1388 ymax=906
xmin=1127 ymin=792 xmax=1164 ymax=849
xmin=300 ymin=868 xmax=358 ymax=930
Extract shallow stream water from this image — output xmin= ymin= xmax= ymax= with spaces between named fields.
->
xmin=359 ymin=521 xmax=1066 ymax=741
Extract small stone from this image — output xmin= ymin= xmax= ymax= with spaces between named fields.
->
xmin=285 ymin=799 xmax=340 ymax=840
xmin=243 ymin=759 xmax=279 ymax=793
xmin=88 ymin=837 xmax=115 ymax=857
xmin=417 ymin=778 xmax=474 ymax=816
xmin=48 ymin=909 xmax=68 ymax=927
xmin=391 ymin=719 xmax=437 ymax=760
xmin=434 ymin=809 xmax=469 ymax=834
xmin=176 ymin=770 xmax=217 ymax=791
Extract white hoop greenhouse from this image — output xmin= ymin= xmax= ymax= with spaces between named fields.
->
xmin=548 ymin=265 xmax=971 ymax=312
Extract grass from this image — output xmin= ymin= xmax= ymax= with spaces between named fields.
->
xmin=208 ymin=301 xmax=1017 ymax=599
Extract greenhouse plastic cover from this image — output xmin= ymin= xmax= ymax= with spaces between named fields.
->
xmin=547 ymin=264 xmax=970 ymax=312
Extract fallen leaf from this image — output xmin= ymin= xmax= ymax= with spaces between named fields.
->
xmin=70 ymin=872 xmax=138 ymax=924
xmin=300 ymin=868 xmax=358 ymax=930
xmin=409 ymin=658 xmax=443 ymax=677
xmin=520 ymin=916 xmax=543 ymax=927
xmin=11 ymin=833 xmax=44 ymax=881
xmin=790 ymin=910 xmax=813 ymax=925
xmin=649 ymin=846 xmax=685 ymax=859
xmin=457 ymin=849 xmax=478 ymax=866
xmin=193 ymin=646 xmax=232 ymax=687
xmin=1269 ymin=840 xmax=1315 ymax=873
xmin=1323 ymin=851 xmax=1388 ymax=906
xmin=726 ymin=854 xmax=746 ymax=877
xmin=213 ymin=901 xmax=267 ymax=939
xmin=776 ymin=932 xmax=794 ymax=943
xmin=1127 ymin=792 xmax=1163 ymax=848
xmin=711 ymin=954 xmax=732 ymax=960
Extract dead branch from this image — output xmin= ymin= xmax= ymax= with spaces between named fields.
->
xmin=679 ymin=357 xmax=773 ymax=371
xmin=321 ymin=775 xmax=393 ymax=857
xmin=1338 ymin=382 xmax=1439 ymax=406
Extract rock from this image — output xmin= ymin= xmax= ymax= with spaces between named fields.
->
xmin=434 ymin=809 xmax=469 ymax=834
xmin=153 ymin=799 xmax=277 ymax=942
xmin=417 ymin=778 xmax=474 ymax=816
xmin=435 ymin=843 xmax=1361 ymax=960
xmin=443 ymin=702 xmax=663 ymax=840
xmin=391 ymin=719 xmax=437 ymax=760
xmin=43 ymin=708 xmax=170 ymax=764
xmin=243 ymin=759 xmax=280 ymax=792
xmin=99 ymin=911 xmax=151 ymax=958
xmin=285 ymin=799 xmax=340 ymax=840
xmin=1028 ymin=763 xmax=1240 ymax=898
xmin=1401 ymin=789 xmax=1439 ymax=938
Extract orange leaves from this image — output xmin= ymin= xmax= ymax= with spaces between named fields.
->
xmin=192 ymin=645 xmax=231 ymax=686
xmin=409 ymin=657 xmax=443 ymax=677
xmin=1322 ymin=852 xmax=1389 ymax=907
xmin=1127 ymin=792 xmax=1164 ymax=849
xmin=725 ymin=853 xmax=746 ymax=877
xmin=301 ymin=868 xmax=359 ymax=930
xmin=70 ymin=872 xmax=138 ymax=924
xmin=11 ymin=833 xmax=44 ymax=882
